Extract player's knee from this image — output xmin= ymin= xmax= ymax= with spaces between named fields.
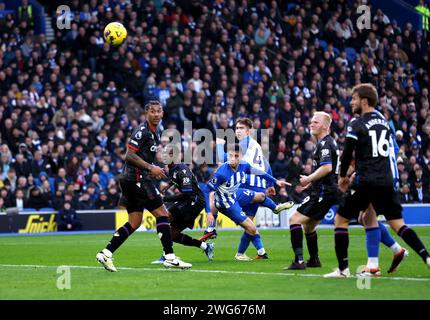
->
xmin=334 ymin=214 xmax=349 ymax=228
xmin=245 ymin=224 xmax=257 ymax=236
xmin=253 ymin=192 xmax=265 ymax=203
xmin=289 ymin=212 xmax=301 ymax=225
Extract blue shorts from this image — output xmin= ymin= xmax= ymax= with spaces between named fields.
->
xmin=216 ymin=201 xmax=248 ymax=225
xmin=236 ymin=188 xmax=259 ymax=217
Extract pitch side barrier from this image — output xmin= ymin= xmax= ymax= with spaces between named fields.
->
xmin=1 ymin=204 xmax=429 ymax=234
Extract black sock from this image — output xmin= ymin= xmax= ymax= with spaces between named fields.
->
xmin=290 ymin=224 xmax=304 ymax=262
xmin=335 ymin=228 xmax=349 ymax=271
xmin=173 ymin=233 xmax=202 ymax=248
xmin=398 ymin=225 xmax=429 ymax=262
xmin=106 ymin=222 xmax=135 ymax=253
xmin=156 ymin=216 xmax=174 ymax=255
xmin=305 ymin=231 xmax=319 ymax=259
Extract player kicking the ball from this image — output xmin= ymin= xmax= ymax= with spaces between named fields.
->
xmin=205 ymin=143 xmax=291 ymax=260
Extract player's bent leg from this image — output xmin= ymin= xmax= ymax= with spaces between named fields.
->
xmin=170 ymin=226 xmax=215 ymax=261
xmin=387 ymin=218 xmax=430 ymax=268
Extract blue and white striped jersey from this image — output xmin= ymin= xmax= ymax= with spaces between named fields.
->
xmin=216 ymin=136 xmax=274 ymax=192
xmin=207 ymin=161 xmax=277 ymax=209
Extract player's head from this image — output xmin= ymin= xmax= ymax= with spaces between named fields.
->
xmin=226 ymin=143 xmax=242 ymax=168
xmin=144 ymin=100 xmax=163 ymax=126
xmin=235 ymin=118 xmax=253 ymax=140
xmin=351 ymin=83 xmax=378 ymax=114
xmin=310 ymin=112 xmax=332 ymax=137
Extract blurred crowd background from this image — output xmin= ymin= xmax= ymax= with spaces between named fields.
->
xmin=1 ymin=0 xmax=430 ymax=214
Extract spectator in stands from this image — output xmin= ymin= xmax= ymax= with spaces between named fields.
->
xmin=6 ymin=188 xmax=25 ymax=211
xmin=26 ymin=186 xmax=50 ymax=210
xmin=57 ymin=201 xmax=82 ymax=231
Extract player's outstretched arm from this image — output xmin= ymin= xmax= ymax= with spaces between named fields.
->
xmin=248 ymin=165 xmax=291 ymax=187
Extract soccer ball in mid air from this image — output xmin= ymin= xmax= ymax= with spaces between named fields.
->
xmin=104 ymin=22 xmax=127 ymax=46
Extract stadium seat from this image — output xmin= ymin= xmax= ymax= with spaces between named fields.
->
xmin=345 ymin=47 xmax=357 ymax=64
xmin=318 ymin=39 xmax=328 ymax=51
xmin=333 ymin=47 xmax=340 ymax=55
xmin=287 ymin=3 xmax=297 ymax=12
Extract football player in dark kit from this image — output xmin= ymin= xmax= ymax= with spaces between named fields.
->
xmin=284 ymin=112 xmax=340 ymax=270
xmin=325 ymin=83 xmax=430 ymax=278
xmin=96 ymin=101 xmax=192 ymax=271
xmin=151 ymin=146 xmax=215 ymax=264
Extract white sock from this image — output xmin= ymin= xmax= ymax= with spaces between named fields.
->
xmin=200 ymin=242 xmax=208 ymax=251
xmin=367 ymin=257 xmax=379 ymax=269
xmin=257 ymin=248 xmax=266 ymax=255
xmin=390 ymin=242 xmax=402 ymax=255
xmin=206 ymin=227 xmax=214 ymax=232
xmin=164 ymin=253 xmax=175 ymax=260
xmin=102 ymin=249 xmax=112 ymax=258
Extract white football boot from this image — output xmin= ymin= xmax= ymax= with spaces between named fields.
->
xmin=323 ymin=268 xmax=351 ymax=278
xmin=96 ymin=249 xmax=117 ymax=272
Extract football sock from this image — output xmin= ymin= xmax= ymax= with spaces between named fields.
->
xmin=106 ymin=222 xmax=135 ymax=253
xmin=156 ymin=216 xmax=174 ymax=255
xmin=261 ymin=195 xmax=277 ymax=210
xmin=173 ymin=233 xmax=202 ymax=249
xmin=238 ymin=232 xmax=252 ymax=254
xmin=365 ymin=227 xmax=381 ymax=268
xmin=335 ymin=228 xmax=349 ymax=271
xmin=378 ymin=221 xmax=395 ymax=248
xmin=305 ymin=231 xmax=319 ymax=259
xmin=398 ymin=225 xmax=429 ymax=262
xmin=251 ymin=234 xmax=265 ymax=254
xmin=290 ymin=224 xmax=304 ymax=263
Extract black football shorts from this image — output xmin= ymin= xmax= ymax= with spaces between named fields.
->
xmin=167 ymin=201 xmax=204 ymax=231
xmin=119 ymin=177 xmax=163 ymax=214
xmin=297 ymin=191 xmax=339 ymax=221
xmin=337 ymin=185 xmax=403 ymax=221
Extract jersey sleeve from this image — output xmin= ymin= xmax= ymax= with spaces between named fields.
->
xmin=127 ymin=127 xmax=147 ymax=151
xmin=346 ymin=118 xmax=359 ymax=141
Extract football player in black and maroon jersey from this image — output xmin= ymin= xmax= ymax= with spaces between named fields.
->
xmin=96 ymin=101 xmax=192 ymax=271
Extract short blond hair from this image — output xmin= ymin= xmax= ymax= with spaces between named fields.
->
xmin=313 ymin=111 xmax=332 ymax=128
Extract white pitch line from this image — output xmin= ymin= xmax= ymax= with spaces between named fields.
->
xmin=0 ymin=264 xmax=429 ymax=282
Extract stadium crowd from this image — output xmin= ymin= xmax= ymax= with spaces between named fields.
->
xmin=0 ymin=0 xmax=430 ymax=214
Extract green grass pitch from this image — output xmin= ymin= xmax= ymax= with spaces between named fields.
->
xmin=0 ymin=227 xmax=429 ymax=300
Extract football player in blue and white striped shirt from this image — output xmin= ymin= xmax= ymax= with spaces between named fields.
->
xmin=205 ymin=144 xmax=290 ymax=258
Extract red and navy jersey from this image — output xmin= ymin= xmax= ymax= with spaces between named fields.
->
xmin=310 ymin=135 xmax=340 ymax=195
xmin=122 ymin=121 xmax=161 ymax=181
